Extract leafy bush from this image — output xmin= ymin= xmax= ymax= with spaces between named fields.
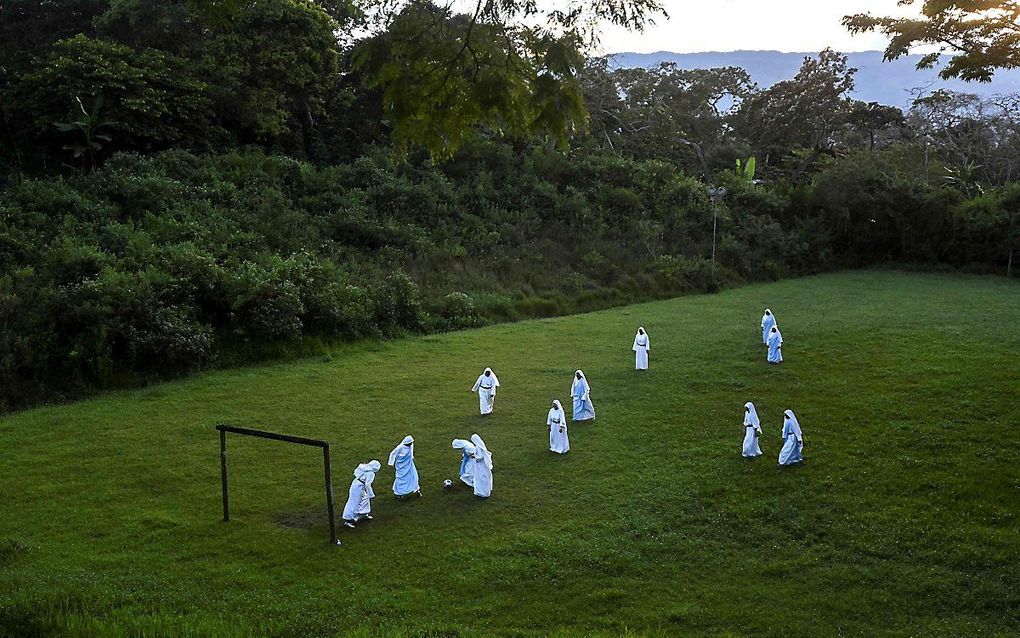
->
xmin=0 ymin=144 xmax=1011 ymax=410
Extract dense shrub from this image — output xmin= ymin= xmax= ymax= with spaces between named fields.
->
xmin=0 ymin=144 xmax=1013 ymax=410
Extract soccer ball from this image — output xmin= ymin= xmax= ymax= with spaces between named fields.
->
xmin=443 ymin=479 xmax=453 ymax=489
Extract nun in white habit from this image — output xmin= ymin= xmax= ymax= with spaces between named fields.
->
xmin=767 ymin=325 xmax=783 ymax=364
xmin=452 ymin=439 xmax=477 ymax=486
xmin=342 ymin=460 xmax=381 ymax=528
xmin=761 ymin=309 xmax=776 ymax=345
xmin=470 ymin=367 xmax=500 ymax=415
xmin=632 ymin=327 xmax=650 ymax=370
xmin=388 ymin=435 xmax=420 ymax=497
xmin=548 ymin=400 xmax=569 ymax=454
xmin=778 ymin=410 xmax=804 ymax=466
xmin=571 ymin=370 xmax=596 ymax=421
xmin=742 ymin=402 xmax=763 ymax=458
xmin=470 ymin=434 xmax=493 ymax=498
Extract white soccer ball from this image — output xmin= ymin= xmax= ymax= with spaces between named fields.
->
xmin=443 ymin=479 xmax=453 ymax=488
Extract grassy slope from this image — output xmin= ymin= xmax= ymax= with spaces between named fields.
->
xmin=1 ymin=271 xmax=1019 ymax=637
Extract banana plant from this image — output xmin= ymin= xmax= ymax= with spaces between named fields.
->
xmin=54 ymin=95 xmax=116 ymax=172
xmin=734 ymin=156 xmax=756 ymax=183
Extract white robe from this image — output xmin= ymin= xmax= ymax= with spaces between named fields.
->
xmin=548 ymin=403 xmax=569 ymax=454
xmin=342 ymin=464 xmax=377 ymax=520
xmin=342 ymin=479 xmax=369 ymax=521
xmin=778 ymin=411 xmax=804 ymax=466
xmin=452 ymin=439 xmax=476 ymax=486
xmin=632 ymin=331 xmax=650 ymax=370
xmin=388 ymin=436 xmax=419 ymax=496
xmin=471 ymin=369 xmax=500 ymax=415
xmin=761 ymin=311 xmax=776 ymax=345
xmin=471 ymin=434 xmax=492 ymax=497
xmin=767 ymin=328 xmax=783 ymax=363
xmin=742 ymin=402 xmax=763 ymax=457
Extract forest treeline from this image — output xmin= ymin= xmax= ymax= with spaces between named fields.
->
xmin=1 ymin=0 xmax=1018 ymax=409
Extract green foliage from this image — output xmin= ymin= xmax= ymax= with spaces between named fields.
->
xmin=844 ymin=1 xmax=1020 ymax=82
xmin=0 ymin=147 xmax=723 ymax=407
xmin=735 ymin=156 xmax=756 ymax=182
xmin=353 ymin=3 xmax=587 ymax=157
xmin=735 ymin=49 xmax=857 ymax=176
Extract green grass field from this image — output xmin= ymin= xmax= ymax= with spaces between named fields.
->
xmin=2 ymin=270 xmax=1019 ymax=637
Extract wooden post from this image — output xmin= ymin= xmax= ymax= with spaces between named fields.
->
xmin=215 ymin=424 xmax=338 ymax=546
xmin=220 ymin=429 xmax=229 ymax=522
xmin=323 ymin=445 xmax=338 ymax=545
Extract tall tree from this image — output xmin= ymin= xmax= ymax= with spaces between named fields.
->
xmin=735 ymin=49 xmax=857 ymax=178
xmin=580 ymin=61 xmax=754 ymax=178
xmin=843 ymin=1 xmax=1020 ymax=82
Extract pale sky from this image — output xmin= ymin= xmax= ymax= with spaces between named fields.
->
xmin=595 ymin=0 xmax=921 ymax=54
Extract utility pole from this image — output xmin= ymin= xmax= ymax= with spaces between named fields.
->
xmin=707 ymin=187 xmax=727 ymax=281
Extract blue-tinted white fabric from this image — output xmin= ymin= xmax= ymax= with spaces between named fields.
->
xmin=767 ymin=327 xmax=783 ymax=363
xmin=388 ymin=435 xmax=419 ymax=496
xmin=742 ymin=402 xmax=763 ymax=457
xmin=343 ymin=460 xmax=380 ymax=520
xmin=452 ymin=439 xmax=476 ymax=486
xmin=633 ymin=328 xmax=650 ymax=370
xmin=548 ymin=400 xmax=569 ymax=454
xmin=470 ymin=434 xmax=492 ymax=497
xmin=471 ymin=367 xmax=500 ymax=415
xmin=778 ymin=410 xmax=804 ymax=466
xmin=571 ymin=370 xmax=596 ymax=421
xmin=761 ymin=310 xmax=776 ymax=345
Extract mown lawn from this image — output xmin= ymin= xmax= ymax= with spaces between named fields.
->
xmin=2 ymin=270 xmax=1019 ymax=637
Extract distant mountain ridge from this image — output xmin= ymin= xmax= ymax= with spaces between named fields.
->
xmin=608 ymin=50 xmax=1020 ymax=109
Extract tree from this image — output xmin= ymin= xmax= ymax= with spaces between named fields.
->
xmin=846 ymin=101 xmax=906 ymax=151
xmin=843 ymin=1 xmax=1020 ymax=82
xmin=735 ymin=49 xmax=857 ymax=178
xmin=353 ymin=3 xmax=588 ymax=157
xmin=580 ymin=61 xmax=754 ymax=178
xmin=185 ymin=0 xmax=666 ymax=157
xmin=911 ymin=89 xmax=1020 ymax=187
xmin=19 ymin=34 xmax=217 ymax=156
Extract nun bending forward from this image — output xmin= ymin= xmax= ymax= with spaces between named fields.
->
xmin=778 ymin=410 xmax=804 ymax=466
xmin=632 ymin=327 xmax=650 ymax=370
xmin=470 ymin=367 xmax=500 ymax=415
xmin=548 ymin=400 xmax=569 ymax=454
xmin=342 ymin=460 xmax=380 ymax=528
xmin=452 ymin=439 xmax=477 ymax=486
xmin=470 ymin=434 xmax=493 ymax=498
xmin=761 ymin=309 xmax=776 ymax=345
xmin=571 ymin=370 xmax=596 ymax=421
xmin=387 ymin=435 xmax=420 ymax=497
xmin=767 ymin=325 xmax=783 ymax=364
xmin=742 ymin=402 xmax=763 ymax=458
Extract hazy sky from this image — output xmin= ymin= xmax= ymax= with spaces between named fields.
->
xmin=595 ymin=1 xmax=921 ymax=54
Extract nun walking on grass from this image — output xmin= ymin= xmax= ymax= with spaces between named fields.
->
xmin=633 ymin=327 xmax=650 ymax=370
xmin=767 ymin=325 xmax=783 ymax=364
xmin=548 ymin=400 xmax=569 ymax=454
xmin=387 ymin=435 xmax=420 ymax=497
xmin=742 ymin=402 xmax=763 ymax=458
xmin=452 ymin=439 xmax=477 ymax=486
xmin=470 ymin=434 xmax=493 ymax=498
xmin=761 ymin=309 xmax=776 ymax=345
xmin=470 ymin=367 xmax=500 ymax=415
xmin=778 ymin=410 xmax=804 ymax=466
xmin=342 ymin=460 xmax=381 ymax=528
xmin=571 ymin=370 xmax=596 ymax=422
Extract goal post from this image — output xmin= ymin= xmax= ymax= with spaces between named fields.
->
xmin=216 ymin=424 xmax=340 ymax=546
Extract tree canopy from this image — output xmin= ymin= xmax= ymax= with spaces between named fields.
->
xmin=843 ymin=1 xmax=1020 ymax=82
